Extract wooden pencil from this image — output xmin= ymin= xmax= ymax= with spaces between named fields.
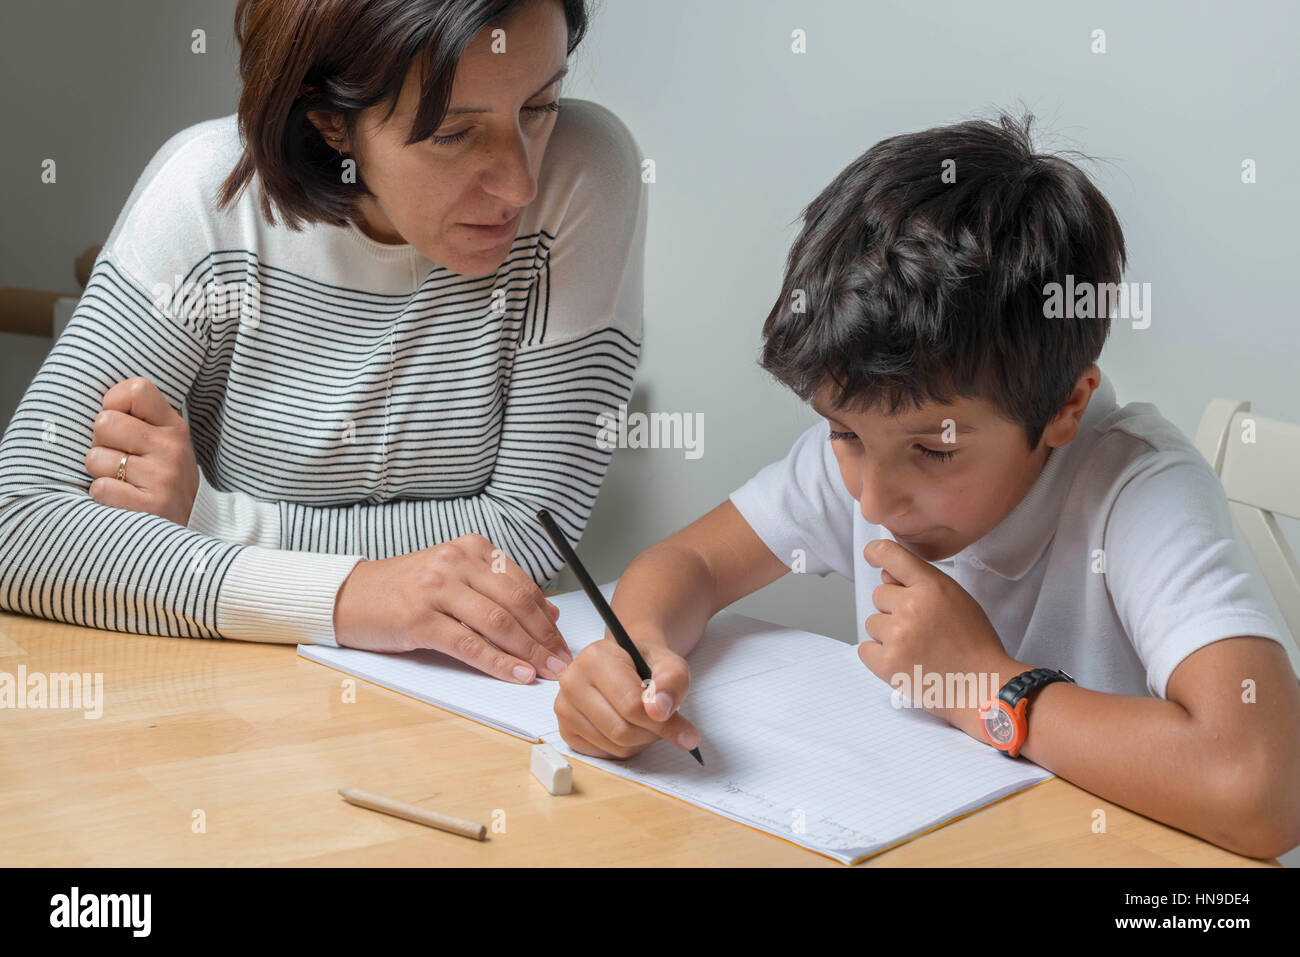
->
xmin=338 ymin=788 xmax=486 ymax=841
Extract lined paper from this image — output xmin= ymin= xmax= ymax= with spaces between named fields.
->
xmin=299 ymin=581 xmax=1053 ymax=864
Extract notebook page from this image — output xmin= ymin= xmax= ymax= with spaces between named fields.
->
xmin=296 ymin=581 xmax=832 ymax=740
xmin=299 ymin=581 xmax=1053 ymax=863
xmin=542 ymin=640 xmax=1054 ymax=865
xmin=296 ymin=582 xmax=622 ymax=739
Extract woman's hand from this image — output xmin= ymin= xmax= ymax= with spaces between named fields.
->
xmin=553 ymin=634 xmax=699 ymax=759
xmin=333 ymin=534 xmax=573 ymax=683
xmin=84 ymin=377 xmax=200 ymax=526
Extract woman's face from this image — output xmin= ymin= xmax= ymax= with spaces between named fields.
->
xmin=312 ymin=0 xmax=569 ymax=276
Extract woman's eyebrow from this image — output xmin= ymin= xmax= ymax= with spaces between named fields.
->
xmin=444 ymin=65 xmax=569 ymax=116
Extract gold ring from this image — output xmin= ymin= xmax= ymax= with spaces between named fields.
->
xmin=116 ymin=453 xmax=128 ymax=482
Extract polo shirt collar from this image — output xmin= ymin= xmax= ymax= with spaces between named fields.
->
xmin=957 ymin=371 xmax=1119 ymax=581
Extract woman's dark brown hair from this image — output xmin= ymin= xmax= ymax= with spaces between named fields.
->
xmin=218 ymin=0 xmax=590 ymax=230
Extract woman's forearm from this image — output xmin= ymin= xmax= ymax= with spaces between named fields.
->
xmin=186 ymin=469 xmax=281 ymax=548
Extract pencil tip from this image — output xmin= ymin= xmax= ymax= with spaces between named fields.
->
xmin=691 ymin=748 xmax=704 ymax=766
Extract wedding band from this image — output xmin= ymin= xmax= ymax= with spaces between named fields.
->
xmin=116 ymin=453 xmax=128 ymax=482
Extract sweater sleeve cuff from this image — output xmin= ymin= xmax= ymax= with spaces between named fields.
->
xmin=217 ymin=546 xmax=366 ymax=647
xmin=187 ymin=469 xmax=282 ymax=548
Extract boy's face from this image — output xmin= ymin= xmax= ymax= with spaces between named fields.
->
xmin=812 ymin=367 xmax=1100 ymax=564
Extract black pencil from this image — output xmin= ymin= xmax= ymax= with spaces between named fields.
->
xmin=536 ymin=508 xmax=704 ymax=766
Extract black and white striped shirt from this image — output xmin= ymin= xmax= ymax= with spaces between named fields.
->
xmin=0 ymin=99 xmax=645 ymax=646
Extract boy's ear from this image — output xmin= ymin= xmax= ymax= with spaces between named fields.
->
xmin=1042 ymin=364 xmax=1102 ymax=448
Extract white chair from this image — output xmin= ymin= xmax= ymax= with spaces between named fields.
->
xmin=1195 ymin=399 xmax=1300 ymax=649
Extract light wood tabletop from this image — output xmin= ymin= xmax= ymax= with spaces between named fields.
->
xmin=0 ymin=609 xmax=1278 ymax=867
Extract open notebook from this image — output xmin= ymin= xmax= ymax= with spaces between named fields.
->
xmin=298 ymin=581 xmax=1053 ymax=864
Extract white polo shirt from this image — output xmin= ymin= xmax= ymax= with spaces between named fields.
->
xmin=728 ymin=371 xmax=1288 ymax=698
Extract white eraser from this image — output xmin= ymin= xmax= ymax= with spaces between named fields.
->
xmin=531 ymin=742 xmax=572 ymax=795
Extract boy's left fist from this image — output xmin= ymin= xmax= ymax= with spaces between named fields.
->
xmin=858 ymin=538 xmax=1014 ymax=726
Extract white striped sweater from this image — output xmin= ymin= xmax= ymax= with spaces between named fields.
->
xmin=0 ymin=99 xmax=645 ymax=647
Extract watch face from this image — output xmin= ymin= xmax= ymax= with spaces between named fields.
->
xmin=982 ymin=706 xmax=1014 ymax=746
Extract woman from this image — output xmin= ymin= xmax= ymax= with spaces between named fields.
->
xmin=0 ymin=0 xmax=646 ymax=685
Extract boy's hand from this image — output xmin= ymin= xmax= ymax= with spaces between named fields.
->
xmin=554 ymin=636 xmax=700 ymax=760
xmin=858 ymin=538 xmax=1015 ymax=734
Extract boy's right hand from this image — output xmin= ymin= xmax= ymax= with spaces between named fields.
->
xmin=554 ymin=636 xmax=699 ymax=760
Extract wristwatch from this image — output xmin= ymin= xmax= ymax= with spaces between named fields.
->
xmin=979 ymin=668 xmax=1075 ymax=758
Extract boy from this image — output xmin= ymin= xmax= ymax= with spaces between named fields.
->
xmin=552 ymin=114 xmax=1300 ymax=859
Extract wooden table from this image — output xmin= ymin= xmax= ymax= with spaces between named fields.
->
xmin=0 ymin=610 xmax=1277 ymax=867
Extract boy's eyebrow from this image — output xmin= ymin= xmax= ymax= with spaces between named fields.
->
xmin=443 ymin=65 xmax=569 ymax=115
xmin=901 ymin=423 xmax=978 ymax=436
xmin=810 ymin=400 xmax=839 ymax=420
xmin=810 ymin=400 xmax=978 ymax=436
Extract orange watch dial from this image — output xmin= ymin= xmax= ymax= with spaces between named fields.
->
xmin=980 ymin=698 xmax=1028 ymax=755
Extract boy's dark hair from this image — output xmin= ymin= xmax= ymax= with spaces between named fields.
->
xmin=759 ymin=112 xmax=1126 ymax=450
xmin=218 ymin=0 xmax=589 ymax=230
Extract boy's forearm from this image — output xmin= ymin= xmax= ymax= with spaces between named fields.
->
xmin=608 ymin=542 xmax=717 ymax=658
xmin=950 ymin=656 xmax=1297 ymax=859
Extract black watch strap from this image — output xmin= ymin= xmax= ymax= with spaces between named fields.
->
xmin=999 ymin=667 xmax=1076 ymax=707
xmin=992 ymin=668 xmax=1076 ymax=759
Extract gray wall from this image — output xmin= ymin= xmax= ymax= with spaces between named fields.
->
xmin=0 ymin=0 xmax=242 ymax=417
xmin=2 ymin=0 xmax=1297 ymax=863
xmin=563 ymin=0 xmax=1300 ymax=651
